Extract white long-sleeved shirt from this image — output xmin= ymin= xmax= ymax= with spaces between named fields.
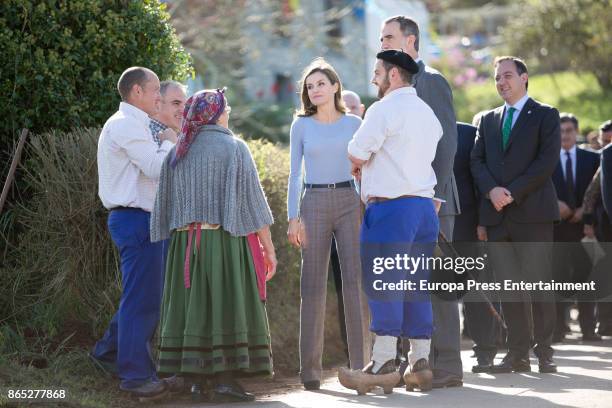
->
xmin=98 ymin=102 xmax=174 ymax=212
xmin=347 ymin=86 xmax=442 ymax=203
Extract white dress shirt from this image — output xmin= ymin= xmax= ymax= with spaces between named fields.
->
xmin=560 ymin=145 xmax=577 ymax=181
xmin=347 ymin=86 xmax=442 ymax=203
xmin=98 ymin=102 xmax=174 ymax=212
xmin=503 ymin=93 xmax=530 ymax=129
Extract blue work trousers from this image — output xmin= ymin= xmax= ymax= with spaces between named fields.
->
xmin=92 ymin=209 xmax=165 ymax=388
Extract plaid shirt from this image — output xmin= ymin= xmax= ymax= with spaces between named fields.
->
xmin=149 ymin=118 xmax=168 ymax=147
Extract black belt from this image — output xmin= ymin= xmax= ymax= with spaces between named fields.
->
xmin=109 ymin=206 xmax=145 ymax=212
xmin=367 ymin=194 xmax=417 ymax=204
xmin=304 ymin=180 xmax=355 ymax=189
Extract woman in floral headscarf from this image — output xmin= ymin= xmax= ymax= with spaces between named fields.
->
xmin=151 ymin=89 xmax=277 ymax=403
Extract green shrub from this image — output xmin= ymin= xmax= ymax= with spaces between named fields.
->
xmin=0 ymin=0 xmax=192 ymax=154
xmin=2 ymin=128 xmax=120 ymax=338
xmin=232 ymin=104 xmax=295 ymax=144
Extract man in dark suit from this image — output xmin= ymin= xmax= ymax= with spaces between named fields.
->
xmin=454 ymin=122 xmax=499 ymax=373
xmin=380 ymin=15 xmax=462 ymax=388
xmin=597 ymin=123 xmax=612 ymax=335
xmin=470 ymin=56 xmax=561 ymax=374
xmin=599 ymin=121 xmax=612 ymax=231
xmin=582 ymin=120 xmax=612 ymax=335
xmin=552 ymin=113 xmax=600 ymax=342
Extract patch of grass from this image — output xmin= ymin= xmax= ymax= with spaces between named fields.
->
xmin=454 ymin=71 xmax=610 ymax=132
xmin=0 ymin=350 xmax=138 ymax=407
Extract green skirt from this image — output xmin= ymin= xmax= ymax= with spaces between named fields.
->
xmin=158 ymin=228 xmax=272 ymax=375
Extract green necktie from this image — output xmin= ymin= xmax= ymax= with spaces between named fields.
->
xmin=502 ymin=107 xmax=516 ymax=150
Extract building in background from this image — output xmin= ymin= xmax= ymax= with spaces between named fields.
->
xmin=167 ymin=0 xmax=431 ymax=101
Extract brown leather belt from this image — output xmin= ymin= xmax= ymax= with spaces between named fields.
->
xmin=367 ymin=194 xmax=417 ymax=204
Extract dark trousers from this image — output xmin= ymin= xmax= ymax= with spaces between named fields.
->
xmin=554 ymin=222 xmax=597 ymax=335
xmin=93 ymin=209 xmax=165 ymax=388
xmin=596 ymin=215 xmax=612 ymax=328
xmin=487 ymin=217 xmax=555 ymax=359
xmin=454 ymin=207 xmax=499 ymax=361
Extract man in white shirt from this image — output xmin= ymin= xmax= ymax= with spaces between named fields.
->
xmin=380 ymin=15 xmax=463 ymax=389
xmin=338 ymin=50 xmax=442 ymax=395
xmin=92 ymin=66 xmax=177 ymax=400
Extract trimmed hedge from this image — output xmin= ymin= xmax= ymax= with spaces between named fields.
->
xmin=0 ymin=0 xmax=192 ymax=144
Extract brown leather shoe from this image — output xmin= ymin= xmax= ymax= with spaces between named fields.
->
xmin=403 ymin=358 xmax=433 ymax=392
xmin=338 ymin=360 xmax=399 ymax=395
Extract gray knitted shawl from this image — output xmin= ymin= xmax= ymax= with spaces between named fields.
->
xmin=150 ymin=125 xmax=273 ymax=241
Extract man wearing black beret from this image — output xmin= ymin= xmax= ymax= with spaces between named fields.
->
xmin=339 ymin=49 xmax=443 ymax=394
xmin=381 ymin=15 xmax=462 ymax=390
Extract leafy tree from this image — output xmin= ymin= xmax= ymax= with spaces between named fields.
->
xmin=502 ymin=0 xmax=611 ymax=91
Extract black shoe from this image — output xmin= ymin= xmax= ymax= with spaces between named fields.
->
xmin=582 ymin=332 xmax=602 ymax=342
xmin=303 ymin=380 xmax=320 ymax=391
xmin=597 ymin=325 xmax=612 ymax=336
xmin=210 ymin=381 xmax=255 ymax=402
xmin=190 ymin=382 xmax=206 ymax=403
xmin=490 ymin=354 xmax=531 ymax=373
xmin=472 ymin=357 xmax=494 ymax=373
xmin=162 ymin=375 xmax=185 ymax=394
xmin=538 ymin=357 xmax=557 ymax=373
xmin=432 ymin=369 xmax=463 ymax=389
xmin=120 ymin=380 xmax=168 ymax=402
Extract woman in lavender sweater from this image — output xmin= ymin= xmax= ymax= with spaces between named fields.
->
xmin=287 ymin=58 xmax=370 ymax=390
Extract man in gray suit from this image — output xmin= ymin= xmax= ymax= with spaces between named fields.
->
xmin=380 ymin=15 xmax=462 ymax=388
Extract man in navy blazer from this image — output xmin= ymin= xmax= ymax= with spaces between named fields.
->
xmin=598 ymin=126 xmax=612 ymax=336
xmin=601 ymin=124 xmax=612 ymax=221
xmin=454 ymin=122 xmax=499 ymax=373
xmin=471 ymin=56 xmax=560 ymax=374
xmin=552 ymin=113 xmax=600 ymax=342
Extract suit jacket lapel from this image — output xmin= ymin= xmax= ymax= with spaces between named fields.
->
xmin=492 ymin=106 xmax=504 ymax=156
xmin=505 ymin=98 xmax=536 ymax=153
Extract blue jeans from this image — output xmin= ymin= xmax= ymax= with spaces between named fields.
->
xmin=92 ymin=209 xmax=165 ymax=388
xmin=361 ymin=197 xmax=439 ymax=338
